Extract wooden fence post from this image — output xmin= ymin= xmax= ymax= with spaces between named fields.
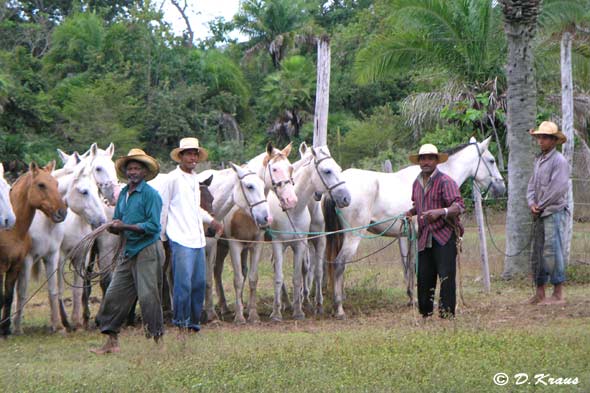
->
xmin=313 ymin=35 xmax=330 ymax=148
xmin=473 ymin=187 xmax=491 ymax=292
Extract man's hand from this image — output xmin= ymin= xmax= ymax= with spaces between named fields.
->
xmin=530 ymin=204 xmax=542 ymax=216
xmin=405 ymin=210 xmax=413 ymax=218
xmin=421 ymin=209 xmax=445 ymax=223
xmin=108 ymin=219 xmax=124 ymax=234
xmin=209 ymin=219 xmax=224 ymax=236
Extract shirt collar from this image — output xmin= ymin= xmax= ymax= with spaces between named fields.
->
xmin=416 ymin=168 xmax=440 ymax=184
xmin=540 ymin=148 xmax=557 ymax=161
xmin=122 ymin=179 xmax=146 ymax=194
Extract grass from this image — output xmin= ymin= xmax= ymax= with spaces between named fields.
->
xmin=1 ymin=214 xmax=589 ymax=392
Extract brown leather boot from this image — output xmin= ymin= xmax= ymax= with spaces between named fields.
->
xmin=90 ymin=334 xmax=120 ymax=355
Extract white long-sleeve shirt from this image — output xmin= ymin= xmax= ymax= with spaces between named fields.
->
xmin=159 ymin=166 xmax=214 ymax=248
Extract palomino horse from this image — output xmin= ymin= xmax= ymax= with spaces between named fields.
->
xmin=14 ymin=159 xmax=106 ymax=334
xmin=209 ymin=143 xmax=297 ymax=323
xmin=0 ymin=164 xmax=16 ymax=230
xmin=323 ymin=137 xmax=506 ymax=319
xmin=267 ymin=144 xmax=351 ymax=321
xmin=0 ymin=162 xmax=67 ymax=336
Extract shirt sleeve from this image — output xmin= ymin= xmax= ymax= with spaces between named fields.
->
xmin=113 ymin=197 xmax=122 ymax=220
xmin=537 ymin=156 xmax=570 ymax=210
xmin=200 ymin=208 xmax=214 ymax=224
xmin=158 ymin=175 xmax=172 ymax=241
xmin=137 ymin=190 xmax=162 ymax=236
xmin=442 ymin=177 xmax=465 ymax=212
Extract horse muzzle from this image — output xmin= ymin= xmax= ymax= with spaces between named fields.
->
xmin=51 ymin=208 xmax=68 ymax=223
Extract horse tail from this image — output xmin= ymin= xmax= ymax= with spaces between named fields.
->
xmin=322 ymin=196 xmax=343 ymax=292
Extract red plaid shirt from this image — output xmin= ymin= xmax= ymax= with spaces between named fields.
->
xmin=411 ymin=169 xmax=464 ymax=251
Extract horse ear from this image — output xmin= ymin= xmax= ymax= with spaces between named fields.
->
xmin=73 ymin=152 xmax=82 ymax=164
xmin=266 ymin=141 xmax=274 ymax=156
xmin=481 ymin=136 xmax=492 ymax=151
xmin=311 ymin=146 xmax=318 ymax=158
xmin=282 ymin=142 xmax=292 ymax=157
xmin=0 ymin=163 xmax=4 ymax=177
xmin=299 ymin=142 xmax=307 ymax=157
xmin=469 ymin=136 xmax=477 ymax=144
xmin=106 ymin=142 xmax=115 ymax=157
xmin=44 ymin=160 xmax=56 ymax=172
xmin=90 ymin=143 xmax=98 ymax=156
xmin=29 ymin=161 xmax=39 ymax=174
xmin=57 ymin=149 xmax=70 ymax=164
xmin=201 ymin=174 xmax=214 ymax=187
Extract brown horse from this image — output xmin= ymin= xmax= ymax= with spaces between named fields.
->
xmin=0 ymin=161 xmax=67 ymax=336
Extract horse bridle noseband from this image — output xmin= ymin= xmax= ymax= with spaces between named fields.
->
xmin=313 ymin=154 xmax=346 ymax=201
xmin=471 ymin=142 xmax=500 ymax=197
xmin=237 ymin=170 xmax=268 ymax=220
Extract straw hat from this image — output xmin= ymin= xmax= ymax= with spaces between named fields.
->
xmin=529 ymin=121 xmax=567 ymax=144
xmin=170 ymin=137 xmax=209 ymax=163
xmin=409 ymin=144 xmax=449 ymax=164
xmin=115 ymin=148 xmax=160 ymax=181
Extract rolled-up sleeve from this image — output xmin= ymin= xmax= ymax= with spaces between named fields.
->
xmin=442 ymin=178 xmax=465 ymax=212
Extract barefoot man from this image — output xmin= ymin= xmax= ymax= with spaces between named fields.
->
xmin=527 ymin=121 xmax=569 ymax=305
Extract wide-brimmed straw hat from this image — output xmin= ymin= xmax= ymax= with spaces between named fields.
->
xmin=529 ymin=121 xmax=567 ymax=145
xmin=409 ymin=143 xmax=449 ymax=164
xmin=170 ymin=137 xmax=209 ymax=163
xmin=115 ymin=148 xmax=160 ymax=181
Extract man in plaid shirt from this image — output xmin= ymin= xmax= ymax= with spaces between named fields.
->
xmin=406 ymin=144 xmax=465 ymax=318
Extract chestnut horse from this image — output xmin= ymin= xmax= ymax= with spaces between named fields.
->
xmin=0 ymin=162 xmax=67 ymax=336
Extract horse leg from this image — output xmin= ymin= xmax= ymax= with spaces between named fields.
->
xmin=246 ymin=242 xmax=262 ymax=323
xmin=1 ymin=268 xmax=19 ymax=336
xmin=302 ymin=247 xmax=312 ymax=311
xmin=70 ymin=255 xmax=87 ymax=330
xmin=292 ymin=243 xmax=306 ymax=320
xmin=399 ymin=237 xmax=415 ymax=306
xmin=14 ymin=256 xmax=33 ymax=335
xmin=332 ymin=235 xmax=362 ymax=320
xmin=57 ymin=255 xmax=72 ymax=331
xmin=46 ymin=251 xmax=66 ymax=333
xmin=312 ymin=236 xmax=326 ymax=316
xmin=214 ymin=240 xmax=230 ymax=316
xmin=204 ymin=237 xmax=219 ymax=322
xmin=229 ymin=242 xmax=246 ymax=324
xmin=270 ymin=243 xmax=285 ymax=322
xmin=82 ymin=248 xmax=96 ymax=329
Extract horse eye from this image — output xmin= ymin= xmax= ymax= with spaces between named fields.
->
xmin=37 ymin=183 xmax=46 ymax=189
xmin=247 ymin=184 xmax=254 ymax=190
xmin=81 ymin=190 xmax=89 ymax=196
xmin=95 ymin=167 xmax=103 ymax=172
xmin=324 ymin=169 xmax=332 ymax=175
xmin=489 ymin=159 xmax=495 ymax=164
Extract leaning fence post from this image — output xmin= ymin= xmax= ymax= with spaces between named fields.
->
xmin=473 ymin=187 xmax=491 ymax=292
xmin=313 ymin=35 xmax=330 ymax=148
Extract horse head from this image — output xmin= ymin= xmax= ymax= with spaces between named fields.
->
xmin=469 ymin=136 xmax=506 ymax=198
xmin=26 ymin=161 xmax=67 ymax=223
xmin=262 ymin=142 xmax=298 ymax=210
xmin=299 ymin=143 xmax=351 ymax=209
xmin=87 ymin=143 xmax=120 ymax=205
xmin=66 ymin=161 xmax=108 ymax=229
xmin=229 ymin=162 xmax=272 ymax=229
xmin=199 ymin=174 xmax=215 ymax=215
xmin=0 ymin=163 xmax=16 ymax=229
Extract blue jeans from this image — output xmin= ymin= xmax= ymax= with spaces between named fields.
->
xmin=170 ymin=241 xmax=206 ymax=331
xmin=534 ymin=210 xmax=567 ymax=286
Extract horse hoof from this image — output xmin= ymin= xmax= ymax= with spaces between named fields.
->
xmin=270 ymin=312 xmax=282 ymax=322
xmin=315 ymin=305 xmax=324 ymax=316
xmin=206 ymin=312 xmax=220 ymax=323
xmin=247 ymin=313 xmax=260 ymax=324
xmin=335 ymin=313 xmax=346 ymax=321
xmin=233 ymin=316 xmax=246 ymax=325
xmin=292 ymin=312 xmax=305 ymax=321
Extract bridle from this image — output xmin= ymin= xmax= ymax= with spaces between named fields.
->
xmin=470 ymin=142 xmax=501 ymax=198
xmin=313 ymin=153 xmax=347 ymax=201
xmin=237 ymin=170 xmax=268 ymax=222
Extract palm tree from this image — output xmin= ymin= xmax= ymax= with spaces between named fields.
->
xmin=354 ymin=0 xmax=507 ymax=144
xmin=234 ymin=0 xmax=309 ymax=69
xmin=500 ymin=0 xmax=543 ymax=278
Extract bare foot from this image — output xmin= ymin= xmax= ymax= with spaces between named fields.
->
xmin=523 ymin=294 xmax=544 ymax=305
xmin=538 ymin=296 xmax=566 ymax=306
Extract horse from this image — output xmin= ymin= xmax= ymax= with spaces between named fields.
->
xmin=208 ymin=142 xmax=298 ymax=324
xmin=13 ymin=159 xmax=107 ymax=334
xmin=0 ymin=161 xmax=67 ymax=336
xmin=0 ymin=164 xmax=16 ymax=230
xmin=266 ymin=144 xmax=351 ymax=321
xmin=323 ymin=136 xmax=506 ymax=319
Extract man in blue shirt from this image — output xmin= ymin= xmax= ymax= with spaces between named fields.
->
xmin=91 ymin=149 xmax=165 ymax=355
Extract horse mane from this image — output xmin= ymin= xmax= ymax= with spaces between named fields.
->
xmin=444 ymin=142 xmax=471 ymax=156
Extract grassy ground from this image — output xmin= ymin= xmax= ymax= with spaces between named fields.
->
xmin=1 ymin=215 xmax=589 ymax=392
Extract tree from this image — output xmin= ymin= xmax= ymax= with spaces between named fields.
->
xmin=500 ymin=0 xmax=543 ymax=278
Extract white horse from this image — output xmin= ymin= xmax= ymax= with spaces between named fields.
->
xmin=14 ymin=159 xmax=107 ymax=333
xmin=0 ymin=163 xmax=16 ymax=230
xmin=268 ymin=144 xmax=351 ymax=321
xmin=210 ymin=143 xmax=298 ymax=323
xmin=323 ymin=136 xmax=506 ymax=319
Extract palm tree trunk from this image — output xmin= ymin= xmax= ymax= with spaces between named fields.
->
xmin=560 ymin=31 xmax=574 ymax=265
xmin=500 ymin=0 xmax=542 ymax=278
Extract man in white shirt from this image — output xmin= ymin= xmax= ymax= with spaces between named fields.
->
xmin=160 ymin=137 xmax=223 ymax=332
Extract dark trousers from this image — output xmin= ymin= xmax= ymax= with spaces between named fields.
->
xmin=96 ymin=241 xmax=165 ymax=338
xmin=417 ymin=235 xmax=457 ymax=318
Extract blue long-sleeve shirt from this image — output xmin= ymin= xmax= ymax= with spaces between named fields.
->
xmin=114 ymin=180 xmax=162 ymax=258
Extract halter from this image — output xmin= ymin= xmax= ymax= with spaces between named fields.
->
xmin=313 ymin=154 xmax=346 ymax=201
xmin=470 ymin=142 xmax=499 ymax=198
xmin=237 ymin=170 xmax=268 ymax=222
xmin=267 ymin=158 xmax=294 ymax=194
